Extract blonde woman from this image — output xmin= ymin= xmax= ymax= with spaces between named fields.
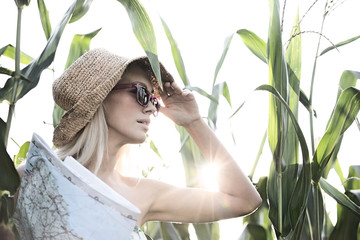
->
xmin=16 ymin=48 xmax=261 ymax=239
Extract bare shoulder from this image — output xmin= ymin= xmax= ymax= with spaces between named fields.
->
xmin=16 ymin=162 xmax=26 ymax=178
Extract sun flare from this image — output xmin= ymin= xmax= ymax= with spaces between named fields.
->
xmin=200 ymin=163 xmax=219 ymax=191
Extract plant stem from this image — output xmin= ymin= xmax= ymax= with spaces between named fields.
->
xmin=278 ymin=171 xmax=283 ymax=235
xmin=308 ymin=13 xmax=326 ymax=155
xmin=313 ymin=183 xmax=321 ymax=240
xmin=4 ymin=7 xmax=22 ymax=148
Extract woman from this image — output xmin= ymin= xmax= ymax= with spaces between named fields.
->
xmin=17 ymin=48 xmax=261 ymax=239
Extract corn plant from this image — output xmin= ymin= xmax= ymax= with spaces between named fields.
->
xmin=205 ymin=0 xmax=360 ymax=239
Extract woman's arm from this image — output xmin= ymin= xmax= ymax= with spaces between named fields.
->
xmin=140 ymin=82 xmax=261 ymax=224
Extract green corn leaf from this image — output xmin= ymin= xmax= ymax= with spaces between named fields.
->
xmin=0 ymin=195 xmax=9 ymax=224
xmin=328 ymin=167 xmax=360 ymax=239
xmin=299 ymin=89 xmax=311 ymax=113
xmin=0 ymin=67 xmax=30 ymax=82
xmin=117 ymin=0 xmax=161 ymax=87
xmin=52 ymin=104 xmax=64 ymax=129
xmin=222 ymin=81 xmax=231 ymax=106
xmin=320 ymin=178 xmax=360 ymax=218
xmin=13 ymin=141 xmax=30 ymax=168
xmin=239 ymin=223 xmax=268 ymax=240
xmin=267 ymin=0 xmax=288 ymax=173
xmin=161 ymin=17 xmax=190 ymax=86
xmin=268 ymin=163 xmax=299 ymax=235
xmin=160 ymin=222 xmax=181 ymax=240
xmin=285 ymin=9 xmax=301 ymax=166
xmin=69 ymin=0 xmax=94 ymax=23
xmin=336 ymin=70 xmax=360 ymax=101
xmin=213 ymin=34 xmax=234 ymax=86
xmin=185 ymin=86 xmax=218 ymax=104
xmin=255 ymin=84 xmax=311 ymax=234
xmin=143 ymin=222 xmax=161 ymax=239
xmin=0 ymin=67 xmax=15 ymax=77
xmin=333 ymin=159 xmax=346 ymax=183
xmin=229 ymin=97 xmax=247 ymax=118
xmin=207 ymin=82 xmax=230 ymax=129
xmin=0 ymin=119 xmax=20 ymax=196
xmin=304 ymin=184 xmax=325 ymax=238
xmin=64 ymin=28 xmax=101 ymax=69
xmin=172 ymin=223 xmax=190 ymax=240
xmin=328 ymin=190 xmax=360 ymax=240
xmin=320 ymin=34 xmax=360 ymax=56
xmin=150 ymin=140 xmax=162 ymax=160
xmin=0 ymin=44 xmax=33 ymax=65
xmin=312 ymin=87 xmax=360 ymax=183
xmin=37 ymin=0 xmax=52 ymax=40
xmin=286 ymin=210 xmax=307 ymax=240
xmin=266 ymin=1 xmax=289 ymax=235
xmin=0 ymin=0 xmax=79 ymax=103
xmin=344 ymin=166 xmax=360 ymax=191
xmin=193 ymin=223 xmax=219 ymax=240
xmin=321 ymin=71 xmax=360 ymax=179
xmin=237 ymin=29 xmax=267 ymax=64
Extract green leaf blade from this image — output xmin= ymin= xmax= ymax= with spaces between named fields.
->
xmin=117 ymin=0 xmax=161 ymax=86
xmin=69 ymin=0 xmax=94 ymax=23
xmin=0 ymin=44 xmax=33 ymax=65
xmin=320 ymin=34 xmax=360 ymax=56
xmin=0 ymin=0 xmax=79 ymax=103
xmin=161 ymin=18 xmax=189 ymax=86
xmin=237 ymin=29 xmax=267 ymax=64
xmin=37 ymin=0 xmax=52 ymax=40
xmin=213 ymin=34 xmax=234 ymax=86
xmin=320 ymin=178 xmax=360 ymax=218
xmin=0 ymin=119 xmax=20 ymax=196
xmin=313 ymin=87 xmax=360 ymax=183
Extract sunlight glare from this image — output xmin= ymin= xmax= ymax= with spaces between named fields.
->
xmin=200 ymin=163 xmax=219 ymax=192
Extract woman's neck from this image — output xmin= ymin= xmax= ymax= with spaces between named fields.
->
xmin=91 ymin=143 xmax=131 ymax=180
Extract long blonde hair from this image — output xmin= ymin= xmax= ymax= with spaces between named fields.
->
xmin=56 ymin=105 xmax=108 ymax=174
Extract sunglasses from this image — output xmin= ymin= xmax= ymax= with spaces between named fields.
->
xmin=112 ymin=83 xmax=160 ymax=116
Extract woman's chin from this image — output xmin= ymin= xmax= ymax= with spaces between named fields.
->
xmin=130 ymin=135 xmax=147 ymax=144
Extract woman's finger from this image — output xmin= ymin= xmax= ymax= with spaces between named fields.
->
xmin=170 ymin=82 xmax=183 ymax=95
xmin=163 ymin=82 xmax=175 ymax=96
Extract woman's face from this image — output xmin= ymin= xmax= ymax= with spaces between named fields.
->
xmin=103 ymin=67 xmax=157 ymax=146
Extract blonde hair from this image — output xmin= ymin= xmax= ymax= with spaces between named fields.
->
xmin=56 ymin=105 xmax=108 ymax=174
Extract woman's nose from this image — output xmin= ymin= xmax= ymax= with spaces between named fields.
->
xmin=143 ymin=101 xmax=157 ymax=116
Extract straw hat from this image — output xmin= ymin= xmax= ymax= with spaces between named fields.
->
xmin=52 ymin=48 xmax=174 ymax=148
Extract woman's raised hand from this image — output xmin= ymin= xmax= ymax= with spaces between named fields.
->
xmin=159 ymin=82 xmax=201 ymax=127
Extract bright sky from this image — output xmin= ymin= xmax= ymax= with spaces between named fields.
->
xmin=1 ymin=0 xmax=360 ymax=239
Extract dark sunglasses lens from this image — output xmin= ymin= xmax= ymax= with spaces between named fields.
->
xmin=137 ymin=87 xmax=149 ymax=105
